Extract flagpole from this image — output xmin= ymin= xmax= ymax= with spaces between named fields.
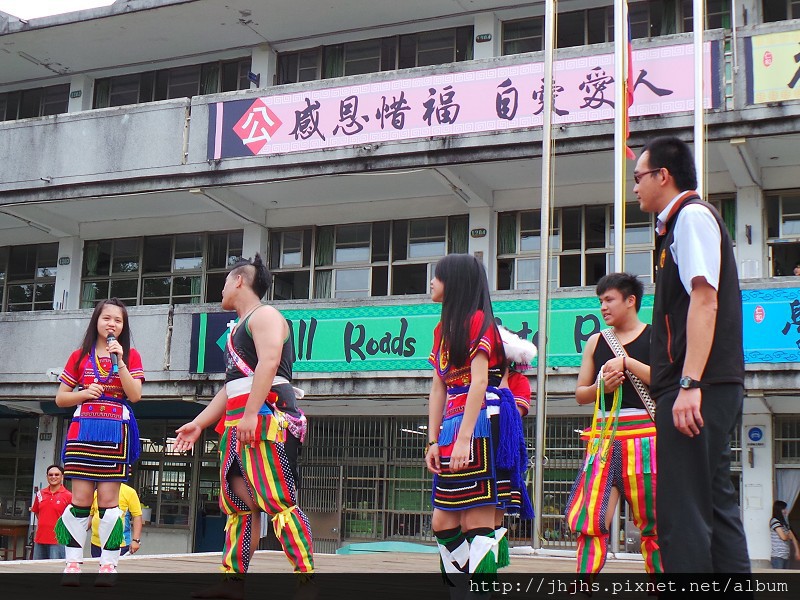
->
xmin=613 ymin=0 xmax=627 ymax=272
xmin=693 ymin=0 xmax=705 ymax=197
xmin=533 ymin=0 xmax=556 ymax=551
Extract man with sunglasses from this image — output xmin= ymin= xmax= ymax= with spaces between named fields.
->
xmin=633 ymin=136 xmax=750 ymax=573
xmin=30 ymin=465 xmax=72 ymax=560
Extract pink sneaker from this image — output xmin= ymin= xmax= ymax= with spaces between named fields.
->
xmin=95 ymin=563 xmax=118 ymax=587
xmin=61 ymin=562 xmax=82 ymax=586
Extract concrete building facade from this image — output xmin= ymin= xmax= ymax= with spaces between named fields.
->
xmin=1 ymin=0 xmax=799 ymax=563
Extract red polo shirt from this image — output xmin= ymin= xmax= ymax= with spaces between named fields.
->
xmin=31 ymin=485 xmax=72 ymax=544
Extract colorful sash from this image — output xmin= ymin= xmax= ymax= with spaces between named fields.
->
xmin=217 ymin=377 xmax=287 ymax=443
xmin=221 ymin=321 xmax=306 ymax=441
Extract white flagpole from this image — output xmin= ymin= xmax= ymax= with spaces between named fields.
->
xmin=533 ymin=0 xmax=556 ymax=551
xmin=613 ymin=0 xmax=627 ymax=272
xmin=694 ymin=0 xmax=705 ymax=197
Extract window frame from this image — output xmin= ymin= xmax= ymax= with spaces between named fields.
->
xmin=268 ymin=216 xmax=465 ymax=300
xmin=497 ymin=204 xmax=656 ymax=291
xmin=0 ymin=242 xmax=59 ymax=312
xmin=79 ymin=231 xmax=242 ymax=308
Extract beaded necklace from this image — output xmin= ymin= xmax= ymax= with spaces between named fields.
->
xmin=90 ymin=346 xmax=115 ymax=384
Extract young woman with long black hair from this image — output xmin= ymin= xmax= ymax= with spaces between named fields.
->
xmin=54 ymin=298 xmax=144 ymax=582
xmin=425 ymin=254 xmax=531 ymax=582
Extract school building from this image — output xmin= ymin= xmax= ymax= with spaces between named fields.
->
xmin=1 ymin=0 xmax=799 ymax=564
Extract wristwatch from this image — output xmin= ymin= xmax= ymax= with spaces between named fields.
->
xmin=132 ymin=538 xmax=141 ymax=544
xmin=679 ymin=376 xmax=702 ymax=389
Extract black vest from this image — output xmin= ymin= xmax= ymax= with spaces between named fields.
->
xmin=225 ymin=309 xmax=299 ymax=417
xmin=651 ymin=195 xmax=744 ymax=398
xmin=592 ymin=325 xmax=651 ymax=411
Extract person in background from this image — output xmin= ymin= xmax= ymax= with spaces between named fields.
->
xmin=770 ymin=500 xmax=800 ymax=569
xmin=793 ymin=263 xmax=800 ymax=277
xmin=30 ymin=464 xmax=72 ymax=560
xmin=90 ymin=483 xmax=143 ymax=558
xmin=494 ymin=325 xmax=537 ymax=565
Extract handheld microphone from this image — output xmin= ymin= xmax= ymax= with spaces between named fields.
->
xmin=107 ymin=334 xmax=119 ymax=374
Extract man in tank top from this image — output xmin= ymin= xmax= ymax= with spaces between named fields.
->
xmin=564 ymin=273 xmax=662 ymax=576
xmin=175 ymin=254 xmax=314 ymax=599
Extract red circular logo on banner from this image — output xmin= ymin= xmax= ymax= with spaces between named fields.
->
xmin=754 ymin=305 xmax=765 ymax=324
xmin=763 ymin=51 xmax=773 ymax=67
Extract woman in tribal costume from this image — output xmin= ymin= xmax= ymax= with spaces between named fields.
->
xmin=425 ymin=254 xmax=532 ymax=585
xmin=54 ymin=298 xmax=144 ymax=582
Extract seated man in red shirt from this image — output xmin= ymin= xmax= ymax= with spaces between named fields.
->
xmin=30 ymin=465 xmax=72 ymax=560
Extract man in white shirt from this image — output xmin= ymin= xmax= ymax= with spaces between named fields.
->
xmin=633 ymin=136 xmax=749 ymax=573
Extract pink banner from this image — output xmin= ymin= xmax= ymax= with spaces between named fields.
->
xmin=209 ymin=42 xmax=716 ymax=160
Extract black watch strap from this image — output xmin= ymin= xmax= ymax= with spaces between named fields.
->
xmin=680 ymin=376 xmax=701 ymax=389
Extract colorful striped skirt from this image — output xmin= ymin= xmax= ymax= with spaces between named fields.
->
xmin=62 ymin=398 xmax=140 ymax=482
xmin=432 ymin=390 xmax=500 ymax=511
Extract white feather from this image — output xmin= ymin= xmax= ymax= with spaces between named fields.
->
xmin=498 ymin=325 xmax=537 ymax=370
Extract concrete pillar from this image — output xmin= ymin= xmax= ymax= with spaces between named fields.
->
xmin=68 ymin=74 xmax=94 ymax=113
xmin=251 ymin=44 xmax=278 ymax=89
xmin=737 ymin=0 xmax=761 ymax=25
xmin=473 ymin=13 xmax=501 ymax=60
xmin=242 ymin=223 xmax=269 ymax=262
xmin=735 ymin=186 xmax=764 ymax=279
xmin=468 ymin=206 xmax=497 ymax=289
xmin=54 ymin=236 xmax=82 ymax=310
xmin=741 ymin=396 xmax=773 ymax=565
xmin=31 ymin=414 xmax=60 ymax=499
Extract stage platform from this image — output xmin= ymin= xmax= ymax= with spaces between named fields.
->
xmin=0 ymin=548 xmax=644 ymax=573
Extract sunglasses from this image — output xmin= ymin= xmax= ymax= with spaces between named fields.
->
xmin=47 ymin=473 xmax=62 ymax=477
xmin=633 ymin=168 xmax=662 ymax=184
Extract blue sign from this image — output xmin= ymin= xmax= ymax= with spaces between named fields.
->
xmin=748 ymin=427 xmax=763 ymax=443
xmin=742 ymin=288 xmax=800 ymax=363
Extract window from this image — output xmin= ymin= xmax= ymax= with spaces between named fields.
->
xmin=766 ymin=191 xmax=800 ymax=276
xmin=681 ymin=0 xmax=732 ymax=31
xmin=278 ymin=49 xmax=323 ymax=85
xmin=0 ymin=418 xmax=36 ymax=519
xmin=775 ymin=416 xmax=800 ymax=465
xmin=268 ymin=217 xmax=467 ymax=300
xmin=763 ymin=0 xmax=800 ymax=21
xmin=277 ymin=27 xmax=473 ymax=85
xmin=0 ymin=85 xmax=69 ymax=121
xmin=93 ymin=58 xmax=251 ymax=109
xmin=503 ymin=18 xmax=544 ymax=55
xmin=131 ymin=420 xmax=219 ymax=527
xmin=498 ymin=204 xmax=655 ymax=290
xmin=80 ymin=231 xmax=242 ymax=307
xmin=0 ymin=243 xmax=58 ymax=312
xmin=610 ymin=202 xmax=656 ymax=284
xmin=399 ymin=28 xmax=473 ymax=68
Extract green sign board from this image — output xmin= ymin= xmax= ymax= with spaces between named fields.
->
xmin=191 ymin=296 xmax=654 ymax=373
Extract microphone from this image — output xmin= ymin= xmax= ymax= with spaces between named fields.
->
xmin=107 ymin=334 xmax=119 ymax=374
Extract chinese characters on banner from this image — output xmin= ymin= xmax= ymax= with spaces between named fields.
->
xmin=208 ymin=42 xmax=717 ymax=160
xmin=747 ymin=30 xmax=800 ymax=104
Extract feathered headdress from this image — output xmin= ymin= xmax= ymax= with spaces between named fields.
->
xmin=498 ymin=325 xmax=537 ymax=371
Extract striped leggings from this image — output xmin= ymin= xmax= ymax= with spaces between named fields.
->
xmin=564 ymin=414 xmax=662 ymax=574
xmin=219 ymin=426 xmax=314 ymax=574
